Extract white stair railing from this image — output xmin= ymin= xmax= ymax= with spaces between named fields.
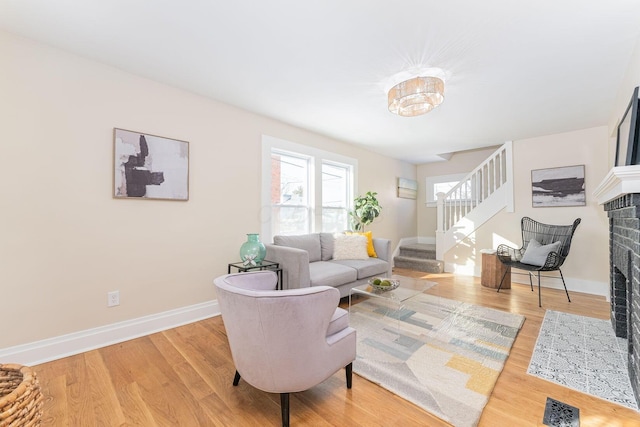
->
xmin=436 ymin=141 xmax=513 ymax=260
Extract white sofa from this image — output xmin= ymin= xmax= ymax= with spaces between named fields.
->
xmin=265 ymin=233 xmax=392 ymax=298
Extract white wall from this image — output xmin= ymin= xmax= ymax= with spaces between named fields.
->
xmin=0 ymin=30 xmax=416 ymax=350
xmin=609 ymin=33 xmax=640 ymax=162
xmin=414 ymin=31 xmax=640 ymax=298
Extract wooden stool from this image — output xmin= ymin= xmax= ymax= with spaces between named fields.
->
xmin=481 ymin=251 xmax=510 ymax=289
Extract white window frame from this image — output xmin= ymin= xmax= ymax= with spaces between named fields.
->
xmin=321 ymin=160 xmax=353 ymax=234
xmin=425 ymin=173 xmax=466 ymax=207
xmin=261 ymin=135 xmax=357 ymax=242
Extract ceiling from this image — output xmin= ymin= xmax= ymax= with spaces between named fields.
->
xmin=2 ymin=1 xmax=640 ymax=164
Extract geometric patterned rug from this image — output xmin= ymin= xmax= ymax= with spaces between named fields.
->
xmin=528 ymin=310 xmax=639 ymax=411
xmin=349 ymin=294 xmax=525 ymax=427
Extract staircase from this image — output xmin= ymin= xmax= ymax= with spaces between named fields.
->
xmin=393 ymin=141 xmax=514 ymax=274
xmin=436 ymin=141 xmax=514 ymax=262
xmin=393 ymin=243 xmax=444 ymax=273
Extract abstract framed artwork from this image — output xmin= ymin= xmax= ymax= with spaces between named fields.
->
xmin=531 ymin=165 xmax=585 ymax=207
xmin=113 ymin=128 xmax=189 ymax=201
xmin=397 ymin=178 xmax=418 ymax=199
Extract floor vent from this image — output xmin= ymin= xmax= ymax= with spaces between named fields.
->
xmin=543 ymin=397 xmax=579 ymax=427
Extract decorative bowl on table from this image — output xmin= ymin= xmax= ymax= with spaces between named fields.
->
xmin=368 ymin=277 xmax=400 ymax=292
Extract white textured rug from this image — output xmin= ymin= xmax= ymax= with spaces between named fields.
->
xmin=528 ymin=310 xmax=638 ymax=410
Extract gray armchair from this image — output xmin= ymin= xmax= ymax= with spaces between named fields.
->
xmin=213 ymin=270 xmax=356 ymax=427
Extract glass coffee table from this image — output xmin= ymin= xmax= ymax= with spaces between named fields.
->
xmin=348 ymin=275 xmax=435 ymax=317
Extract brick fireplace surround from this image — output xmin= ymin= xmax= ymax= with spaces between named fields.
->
xmin=595 ymin=166 xmax=640 ymax=407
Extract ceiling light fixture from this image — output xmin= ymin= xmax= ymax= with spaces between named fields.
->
xmin=388 ymin=76 xmax=445 ymax=117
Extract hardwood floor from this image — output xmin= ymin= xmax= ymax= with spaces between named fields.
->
xmin=33 ymin=269 xmax=640 ymax=426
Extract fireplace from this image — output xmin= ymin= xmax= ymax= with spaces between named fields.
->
xmin=596 ymin=166 xmax=640 ymax=407
xmin=605 ymin=194 xmax=639 ymax=403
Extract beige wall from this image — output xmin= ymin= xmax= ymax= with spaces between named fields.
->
xmin=445 ymin=127 xmax=610 ymax=295
xmin=0 ymin=31 xmax=416 ymax=349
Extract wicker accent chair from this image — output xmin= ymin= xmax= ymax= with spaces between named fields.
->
xmin=496 ymin=217 xmax=581 ymax=307
xmin=213 ymin=270 xmax=356 ymax=427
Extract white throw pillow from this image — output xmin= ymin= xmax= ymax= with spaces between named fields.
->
xmin=332 ymin=234 xmax=369 ymax=260
xmin=520 ymin=239 xmax=561 ymax=266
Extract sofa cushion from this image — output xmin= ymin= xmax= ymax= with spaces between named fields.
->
xmin=333 ymin=234 xmax=368 ymax=260
xmin=329 ymin=258 xmax=389 ymax=279
xmin=319 ymin=233 xmax=335 ymax=261
xmin=274 ymin=233 xmax=322 ymax=262
xmin=309 ymin=261 xmax=358 ymax=288
xmin=327 ymin=307 xmax=349 ymax=336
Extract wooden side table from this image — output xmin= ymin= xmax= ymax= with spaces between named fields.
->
xmin=481 ymin=251 xmax=510 ymax=289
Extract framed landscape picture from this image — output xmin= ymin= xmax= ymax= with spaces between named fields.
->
xmin=113 ymin=128 xmax=189 ymax=201
xmin=531 ymin=165 xmax=585 ymax=207
xmin=397 ymin=178 xmax=418 ymax=199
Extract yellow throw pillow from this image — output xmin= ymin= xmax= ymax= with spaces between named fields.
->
xmin=346 ymin=231 xmax=377 ymax=258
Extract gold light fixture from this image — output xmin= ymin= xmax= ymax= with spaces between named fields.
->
xmin=388 ymin=76 xmax=445 ymax=117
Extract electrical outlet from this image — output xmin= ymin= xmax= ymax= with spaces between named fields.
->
xmin=108 ymin=290 xmax=120 ymax=307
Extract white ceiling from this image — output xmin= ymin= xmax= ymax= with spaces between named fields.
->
xmin=2 ymin=1 xmax=640 ymax=164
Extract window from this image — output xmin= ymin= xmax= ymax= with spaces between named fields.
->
xmin=262 ymin=136 xmax=356 ymax=241
xmin=321 ymin=161 xmax=351 ymax=233
xmin=425 ymin=173 xmax=466 ymax=207
xmin=270 ymin=151 xmax=311 ymax=236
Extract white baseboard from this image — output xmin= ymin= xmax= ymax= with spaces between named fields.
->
xmin=0 ymin=300 xmax=221 ymax=366
xmin=445 ymin=262 xmax=609 ymax=300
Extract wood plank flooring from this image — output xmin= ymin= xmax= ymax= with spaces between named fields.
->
xmin=33 ymin=269 xmax=640 ymax=426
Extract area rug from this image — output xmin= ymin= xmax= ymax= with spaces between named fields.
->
xmin=528 ymin=310 xmax=638 ymax=410
xmin=349 ymin=294 xmax=525 ymax=427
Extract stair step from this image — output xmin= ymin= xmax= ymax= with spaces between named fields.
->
xmin=399 ymin=243 xmax=436 ymax=260
xmin=393 ymin=256 xmax=444 ymax=274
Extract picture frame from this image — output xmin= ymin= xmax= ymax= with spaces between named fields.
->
xmin=113 ymin=128 xmax=189 ymax=201
xmin=531 ymin=165 xmax=585 ymax=207
xmin=615 ymin=86 xmax=640 ymax=166
xmin=397 ymin=178 xmax=418 ymax=199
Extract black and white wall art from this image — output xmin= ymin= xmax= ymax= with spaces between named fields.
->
xmin=113 ymin=128 xmax=189 ymax=200
xmin=531 ymin=165 xmax=585 ymax=207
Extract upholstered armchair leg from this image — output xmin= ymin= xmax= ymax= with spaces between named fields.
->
xmin=559 ymin=269 xmax=571 ymax=303
xmin=345 ymin=362 xmax=353 ymax=389
xmin=233 ymin=370 xmax=241 ymax=386
xmin=280 ymin=393 xmax=290 ymax=427
xmin=528 ymin=273 xmax=534 ymax=291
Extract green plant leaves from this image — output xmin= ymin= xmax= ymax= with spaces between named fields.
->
xmin=350 ymin=191 xmax=381 ymax=231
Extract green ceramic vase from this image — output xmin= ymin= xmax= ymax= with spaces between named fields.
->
xmin=239 ymin=233 xmax=266 ymax=266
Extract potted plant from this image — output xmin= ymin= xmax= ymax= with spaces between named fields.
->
xmin=350 ymin=191 xmax=382 ymax=231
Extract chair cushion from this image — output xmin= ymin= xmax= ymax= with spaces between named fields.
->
xmin=274 ymin=233 xmax=322 ymax=262
xmin=327 ymin=307 xmax=349 ymax=336
xmin=329 ymin=258 xmax=389 ymax=279
xmin=521 ymin=239 xmax=561 ymax=266
xmin=333 ymin=234 xmax=368 ymax=260
xmin=309 ymin=261 xmax=358 ymax=287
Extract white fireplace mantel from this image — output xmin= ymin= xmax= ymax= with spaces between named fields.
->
xmin=593 ymin=165 xmax=640 ymax=204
